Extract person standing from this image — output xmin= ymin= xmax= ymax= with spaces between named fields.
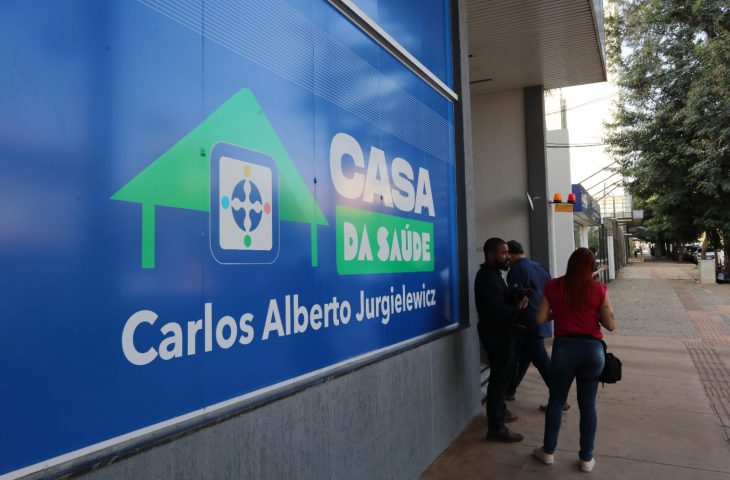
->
xmin=504 ymin=240 xmax=553 ymax=402
xmin=532 ymin=248 xmax=617 ymax=472
xmin=474 ymin=237 xmax=528 ymax=442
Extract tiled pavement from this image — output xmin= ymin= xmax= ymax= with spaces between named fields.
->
xmin=421 ymin=258 xmax=730 ymax=479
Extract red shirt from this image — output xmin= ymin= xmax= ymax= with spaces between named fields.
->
xmin=543 ymin=277 xmax=606 ymax=339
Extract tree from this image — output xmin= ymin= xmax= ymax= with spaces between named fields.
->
xmin=605 ymin=0 xmax=730 ymax=272
xmin=684 ymin=29 xmax=730 ymax=268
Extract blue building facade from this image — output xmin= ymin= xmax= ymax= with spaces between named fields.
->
xmin=0 ymin=1 xmax=605 ymax=478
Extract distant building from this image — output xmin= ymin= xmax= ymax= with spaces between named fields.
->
xmin=599 ymin=193 xmax=633 ymax=221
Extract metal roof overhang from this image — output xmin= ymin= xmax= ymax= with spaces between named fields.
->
xmin=466 ymin=0 xmax=607 ymax=96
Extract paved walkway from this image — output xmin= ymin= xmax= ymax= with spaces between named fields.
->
xmin=421 ymin=258 xmax=730 ymax=479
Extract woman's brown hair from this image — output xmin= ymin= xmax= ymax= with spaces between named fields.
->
xmin=561 ymin=247 xmax=596 ymax=309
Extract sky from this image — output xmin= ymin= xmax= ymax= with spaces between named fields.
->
xmin=545 ymin=80 xmax=624 ymax=199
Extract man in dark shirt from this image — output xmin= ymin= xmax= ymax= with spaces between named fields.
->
xmin=505 ymin=240 xmax=552 ymax=399
xmin=474 ymin=237 xmax=528 ymax=442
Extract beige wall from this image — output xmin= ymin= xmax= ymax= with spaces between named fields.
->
xmin=470 ymin=89 xmax=530 ymax=257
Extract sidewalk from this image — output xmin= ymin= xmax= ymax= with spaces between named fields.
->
xmin=421 ymin=259 xmax=730 ymax=479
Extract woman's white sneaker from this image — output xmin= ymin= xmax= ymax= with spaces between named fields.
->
xmin=579 ymin=457 xmax=595 ymax=472
xmin=532 ymin=447 xmax=554 ymax=465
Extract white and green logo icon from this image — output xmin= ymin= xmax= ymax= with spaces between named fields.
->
xmin=211 ymin=145 xmax=279 ymax=263
xmin=111 ymin=88 xmax=327 ymax=269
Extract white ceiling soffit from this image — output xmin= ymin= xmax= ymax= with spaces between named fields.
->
xmin=466 ymin=0 xmax=607 ymax=96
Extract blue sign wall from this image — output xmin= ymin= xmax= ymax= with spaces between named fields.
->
xmin=349 ymin=0 xmax=454 ymax=86
xmin=0 ymin=0 xmax=457 ymax=476
xmin=571 ymin=183 xmax=602 ymax=225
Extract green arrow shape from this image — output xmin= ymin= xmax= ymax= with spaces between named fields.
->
xmin=112 ymin=88 xmax=328 ymax=268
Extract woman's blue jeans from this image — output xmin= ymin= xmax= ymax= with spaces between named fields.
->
xmin=543 ymin=337 xmax=605 ymax=461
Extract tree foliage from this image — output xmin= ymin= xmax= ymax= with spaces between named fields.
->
xmin=605 ymin=0 xmax=730 ymax=268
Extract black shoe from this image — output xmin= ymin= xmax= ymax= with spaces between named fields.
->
xmin=539 ymin=403 xmax=570 ymax=412
xmin=505 ymin=409 xmax=518 ymax=423
xmin=505 ymin=391 xmax=516 ymax=401
xmin=487 ymin=427 xmax=524 ymax=443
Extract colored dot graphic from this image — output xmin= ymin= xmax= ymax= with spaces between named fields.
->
xmin=224 ymin=162 xmax=274 ymax=250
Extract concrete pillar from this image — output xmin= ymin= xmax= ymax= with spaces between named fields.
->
xmin=698 ymin=259 xmax=715 ymax=284
xmin=524 ymin=86 xmax=549 ymax=270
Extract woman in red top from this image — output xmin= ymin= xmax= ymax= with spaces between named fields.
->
xmin=532 ymin=248 xmax=616 ymax=473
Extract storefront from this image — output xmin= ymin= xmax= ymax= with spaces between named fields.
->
xmin=572 ymin=183 xmax=612 ymax=281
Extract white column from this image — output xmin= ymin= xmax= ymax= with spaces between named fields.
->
xmin=579 ymin=225 xmax=589 ymax=248
xmin=548 ymin=205 xmax=557 ymax=277
xmin=607 ymin=235 xmax=616 ymax=280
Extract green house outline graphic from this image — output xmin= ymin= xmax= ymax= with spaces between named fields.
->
xmin=111 ymin=88 xmax=328 ymax=268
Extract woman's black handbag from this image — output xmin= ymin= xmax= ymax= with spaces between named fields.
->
xmin=600 ymin=340 xmax=622 ymax=384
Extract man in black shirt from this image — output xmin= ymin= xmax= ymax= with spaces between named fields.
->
xmin=474 ymin=237 xmax=528 ymax=442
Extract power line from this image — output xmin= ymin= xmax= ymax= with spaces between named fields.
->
xmin=592 ymin=178 xmax=625 ymax=198
xmin=547 ymin=143 xmax=607 ymax=148
xmin=592 ymin=178 xmax=624 ymax=194
xmin=595 ymin=183 xmax=625 ymax=203
xmin=577 ymin=160 xmax=619 ymax=184
xmin=585 ymin=171 xmax=621 ymax=192
xmin=545 ymin=92 xmax=618 ymax=116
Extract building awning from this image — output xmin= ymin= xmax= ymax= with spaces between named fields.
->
xmin=466 ymin=0 xmax=607 ymax=96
